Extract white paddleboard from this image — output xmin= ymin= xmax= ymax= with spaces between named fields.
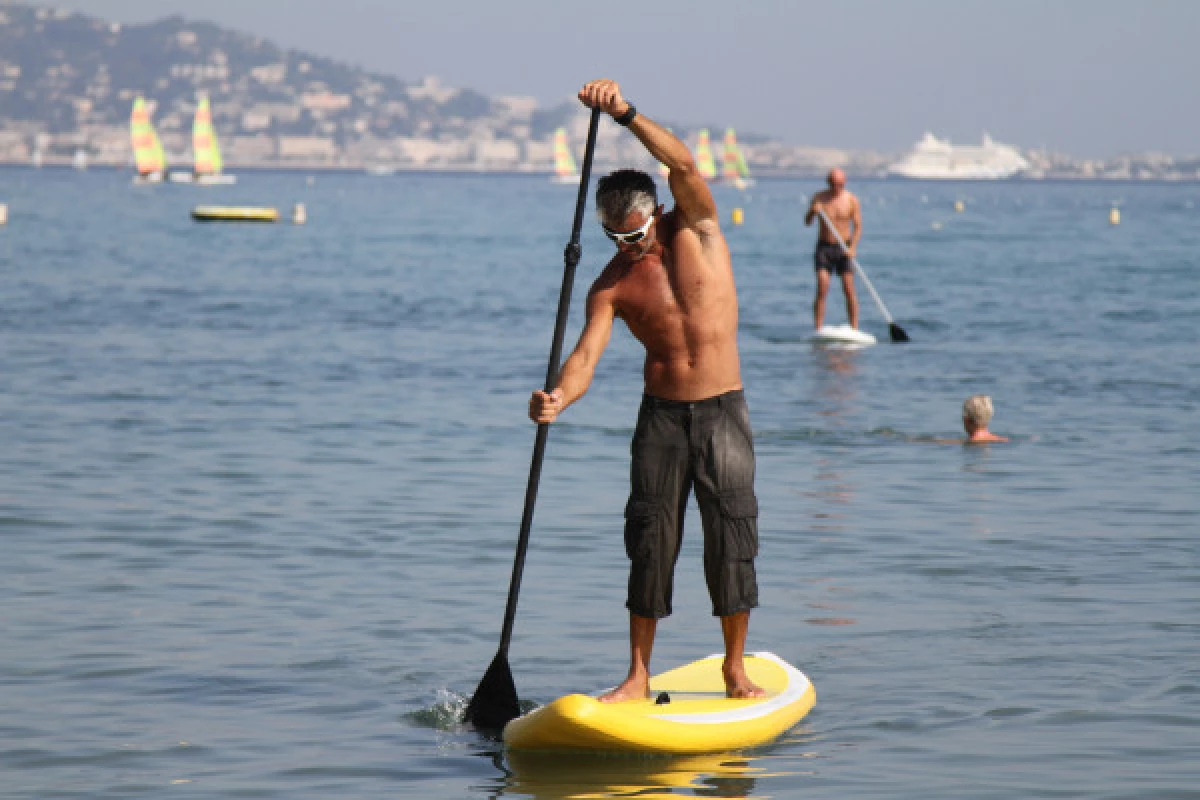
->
xmin=812 ymin=324 xmax=876 ymax=345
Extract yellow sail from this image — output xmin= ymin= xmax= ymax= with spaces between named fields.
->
xmin=129 ymin=97 xmax=165 ymax=177
xmin=695 ymin=129 xmax=717 ymax=180
xmin=722 ymin=128 xmax=753 ymax=188
xmin=553 ymin=127 xmax=577 ymax=180
xmin=192 ymin=95 xmax=223 ymax=176
xmin=722 ymin=129 xmax=748 ymax=179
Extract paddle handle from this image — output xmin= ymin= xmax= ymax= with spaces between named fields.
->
xmin=816 ymin=209 xmax=895 ymax=324
xmin=496 ymin=107 xmax=602 ymax=658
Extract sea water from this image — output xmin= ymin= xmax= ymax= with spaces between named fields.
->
xmin=1 ymin=168 xmax=1197 ymax=799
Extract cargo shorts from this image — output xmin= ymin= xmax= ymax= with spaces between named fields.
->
xmin=623 ymin=389 xmax=760 ymax=619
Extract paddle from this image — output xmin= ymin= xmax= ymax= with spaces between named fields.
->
xmin=816 ymin=209 xmax=910 ymax=342
xmin=463 ymin=107 xmax=602 ymax=733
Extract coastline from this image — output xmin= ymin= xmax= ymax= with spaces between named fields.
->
xmin=3 ymin=161 xmax=1197 ymax=182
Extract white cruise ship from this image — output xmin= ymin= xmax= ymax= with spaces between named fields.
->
xmin=889 ymin=132 xmax=1029 ymax=179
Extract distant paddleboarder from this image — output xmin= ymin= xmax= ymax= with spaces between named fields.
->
xmin=529 ymin=78 xmax=765 ymax=702
xmin=804 ymin=168 xmax=863 ymax=330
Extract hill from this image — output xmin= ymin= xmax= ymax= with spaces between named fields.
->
xmin=0 ymin=2 xmax=583 ymax=169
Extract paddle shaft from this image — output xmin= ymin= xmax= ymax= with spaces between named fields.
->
xmin=496 ymin=107 xmax=601 ymax=658
xmin=816 ymin=208 xmax=896 ymax=325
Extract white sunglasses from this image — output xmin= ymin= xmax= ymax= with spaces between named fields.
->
xmin=602 ymin=214 xmax=654 ymax=245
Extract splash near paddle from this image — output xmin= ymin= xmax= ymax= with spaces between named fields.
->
xmin=503 ymin=652 xmax=815 ymax=754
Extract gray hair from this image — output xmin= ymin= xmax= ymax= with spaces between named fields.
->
xmin=962 ymin=394 xmax=995 ymax=427
xmin=596 ymin=169 xmax=657 ymax=227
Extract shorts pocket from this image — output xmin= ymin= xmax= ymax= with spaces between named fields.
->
xmin=718 ymin=490 xmax=759 ymax=560
xmin=623 ymin=495 xmax=661 ymax=563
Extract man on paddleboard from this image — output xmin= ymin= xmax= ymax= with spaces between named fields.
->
xmin=805 ymin=168 xmax=863 ymax=330
xmin=529 ymin=79 xmax=765 ymax=702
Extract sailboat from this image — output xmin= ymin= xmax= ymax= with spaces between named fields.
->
xmin=695 ymin=129 xmax=717 ymax=181
xmin=551 ymin=127 xmax=579 ymax=184
xmin=129 ymin=96 xmax=166 ymax=184
xmin=721 ymin=128 xmax=755 ymax=189
xmin=192 ymin=95 xmax=236 ymax=185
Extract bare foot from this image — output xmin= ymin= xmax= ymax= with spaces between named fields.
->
xmin=598 ymin=675 xmax=650 ymax=703
xmin=723 ymin=664 xmax=766 ymax=699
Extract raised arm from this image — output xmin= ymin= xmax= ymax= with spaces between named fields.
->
xmin=529 ymin=282 xmax=616 ymax=424
xmin=578 ymin=79 xmax=718 ymax=230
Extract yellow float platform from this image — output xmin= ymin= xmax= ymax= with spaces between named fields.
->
xmin=191 ymin=205 xmax=279 ymax=223
xmin=503 ymin=651 xmax=815 ymax=754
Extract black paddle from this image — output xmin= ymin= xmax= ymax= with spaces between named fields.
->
xmin=816 ymin=209 xmax=910 ymax=342
xmin=463 ymin=107 xmax=602 ymax=733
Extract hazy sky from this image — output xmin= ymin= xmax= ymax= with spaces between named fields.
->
xmin=28 ymin=0 xmax=1200 ymax=157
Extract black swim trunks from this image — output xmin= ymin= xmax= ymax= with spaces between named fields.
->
xmin=814 ymin=241 xmax=851 ymax=276
xmin=623 ymin=389 xmax=759 ymax=619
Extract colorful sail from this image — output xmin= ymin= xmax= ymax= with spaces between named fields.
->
xmin=130 ymin=96 xmax=165 ymax=176
xmin=192 ymin=95 xmax=223 ymax=176
xmin=695 ymin=129 xmax=717 ymax=180
xmin=553 ymin=127 xmax=577 ymax=179
xmin=722 ymin=128 xmax=751 ymax=182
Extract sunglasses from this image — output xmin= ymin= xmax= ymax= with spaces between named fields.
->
xmin=602 ymin=214 xmax=654 ymax=245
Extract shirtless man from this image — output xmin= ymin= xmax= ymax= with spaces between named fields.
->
xmin=529 ymin=78 xmax=765 ymax=702
xmin=804 ymin=168 xmax=863 ymax=329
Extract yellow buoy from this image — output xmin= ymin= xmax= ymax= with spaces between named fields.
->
xmin=954 ymin=200 xmax=965 ymax=213
xmin=1109 ymin=207 xmax=1120 ymax=225
xmin=191 ymin=206 xmax=279 ymax=223
xmin=731 ymin=207 xmax=744 ymax=226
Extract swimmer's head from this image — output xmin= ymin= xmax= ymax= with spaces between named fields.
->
xmin=962 ymin=394 xmax=994 ymax=431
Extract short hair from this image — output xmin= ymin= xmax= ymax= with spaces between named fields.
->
xmin=962 ymin=394 xmax=994 ymax=427
xmin=596 ymin=169 xmax=657 ymax=227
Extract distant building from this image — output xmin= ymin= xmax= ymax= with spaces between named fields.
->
xmin=278 ymin=136 xmax=337 ymax=160
xmin=406 ymin=76 xmax=458 ymax=104
xmin=301 ymin=92 xmax=352 ymax=113
xmin=251 ymin=63 xmax=288 ymax=85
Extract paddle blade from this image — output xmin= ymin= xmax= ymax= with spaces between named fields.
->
xmin=463 ymin=651 xmax=520 ymax=733
xmin=889 ymin=323 xmax=910 ymax=343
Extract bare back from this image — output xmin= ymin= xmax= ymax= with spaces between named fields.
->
xmin=596 ymin=210 xmax=742 ymax=401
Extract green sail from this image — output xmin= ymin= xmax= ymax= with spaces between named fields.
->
xmin=192 ymin=96 xmax=223 ymax=175
xmin=553 ymin=127 xmax=577 ymax=177
xmin=130 ymin=97 xmax=165 ymax=175
xmin=723 ymin=128 xmax=751 ymax=180
xmin=695 ymin=129 xmax=717 ymax=180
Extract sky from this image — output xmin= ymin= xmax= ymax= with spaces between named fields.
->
xmin=26 ymin=0 xmax=1200 ymax=157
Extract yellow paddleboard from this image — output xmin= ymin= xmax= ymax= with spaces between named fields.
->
xmin=191 ymin=205 xmax=279 ymax=223
xmin=503 ymin=651 xmax=815 ymax=754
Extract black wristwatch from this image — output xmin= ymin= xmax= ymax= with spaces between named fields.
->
xmin=614 ymin=104 xmax=637 ymax=127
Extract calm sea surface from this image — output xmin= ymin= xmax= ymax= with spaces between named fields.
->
xmin=1 ymin=168 xmax=1197 ymax=799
